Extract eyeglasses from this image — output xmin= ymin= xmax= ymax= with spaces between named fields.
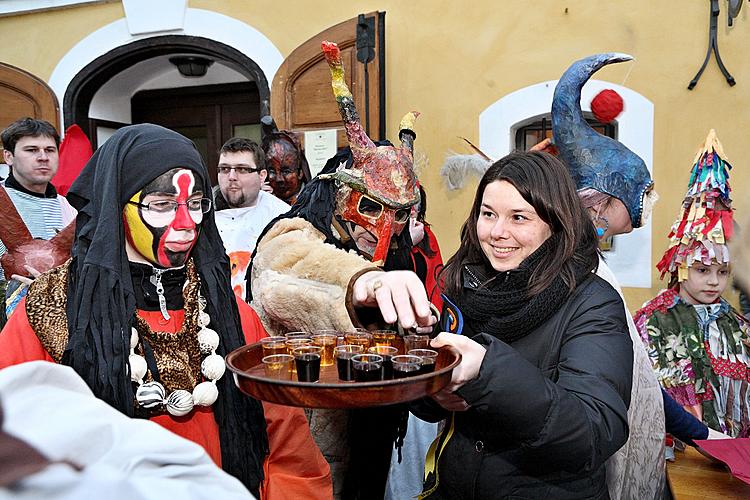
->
xmin=127 ymin=198 xmax=212 ymax=226
xmin=357 ymin=195 xmax=410 ymax=224
xmin=217 ymin=165 xmax=261 ymax=175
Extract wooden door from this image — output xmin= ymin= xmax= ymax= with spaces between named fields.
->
xmin=271 ymin=12 xmax=385 ymax=148
xmin=0 ymin=63 xmax=59 ymax=142
xmin=132 ymin=82 xmax=260 ymax=183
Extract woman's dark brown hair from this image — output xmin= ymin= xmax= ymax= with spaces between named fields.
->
xmin=441 ymin=151 xmax=598 ymax=298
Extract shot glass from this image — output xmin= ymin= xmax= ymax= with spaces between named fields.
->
xmin=408 ymin=349 xmax=439 ymax=374
xmin=372 ymin=330 xmax=397 ymax=347
xmin=260 ymin=336 xmax=288 ymax=357
xmin=391 ymin=355 xmax=423 ymax=379
xmin=262 ymin=354 xmax=294 ymax=380
xmin=293 ymin=346 xmax=322 ymax=383
xmin=368 ymin=345 xmax=398 ymax=379
xmin=285 ymin=338 xmax=312 ymax=373
xmin=344 ymin=331 xmax=372 ymax=350
xmin=404 ymin=334 xmax=430 ymax=353
xmin=285 ymin=337 xmax=313 ymax=355
xmin=312 ymin=332 xmax=338 ymax=367
xmin=351 ymin=354 xmax=383 ymax=382
xmin=335 ymin=344 xmax=364 ymax=381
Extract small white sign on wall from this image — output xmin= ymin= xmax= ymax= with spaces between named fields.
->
xmin=122 ymin=0 xmax=187 ymax=35
xmin=304 ymin=129 xmax=338 ymax=178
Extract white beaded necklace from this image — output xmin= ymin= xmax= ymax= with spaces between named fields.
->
xmin=129 ymin=292 xmax=226 ymax=417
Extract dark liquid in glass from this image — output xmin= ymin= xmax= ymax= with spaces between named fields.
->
xmin=418 ymin=360 xmax=436 ymax=375
xmin=353 ymin=365 xmax=382 ymax=382
xmin=337 ymin=357 xmax=355 ymax=381
xmin=382 ymin=358 xmax=393 ymax=380
xmin=295 ymin=354 xmax=321 ymax=382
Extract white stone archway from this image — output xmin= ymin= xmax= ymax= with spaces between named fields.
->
xmin=478 ymin=80 xmax=655 ymax=288
xmin=49 ymin=7 xmax=283 ymax=115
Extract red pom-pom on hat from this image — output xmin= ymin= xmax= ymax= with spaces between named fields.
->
xmin=590 ymin=89 xmax=624 ymax=124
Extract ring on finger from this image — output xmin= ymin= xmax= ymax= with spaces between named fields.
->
xmin=370 ymin=279 xmax=384 ymax=294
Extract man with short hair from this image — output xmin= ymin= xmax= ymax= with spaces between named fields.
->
xmin=214 ymin=137 xmax=289 ymax=298
xmin=0 ymin=118 xmax=76 ymax=317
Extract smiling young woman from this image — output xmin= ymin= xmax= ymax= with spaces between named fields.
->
xmin=417 ymin=151 xmax=633 ymax=499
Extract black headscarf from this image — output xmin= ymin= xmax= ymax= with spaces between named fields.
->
xmin=64 ymin=124 xmax=268 ymax=495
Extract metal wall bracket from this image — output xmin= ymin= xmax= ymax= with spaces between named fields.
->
xmin=688 ymin=0 xmax=736 ymax=90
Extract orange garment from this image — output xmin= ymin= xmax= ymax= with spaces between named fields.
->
xmin=0 ymin=297 xmax=332 ymax=500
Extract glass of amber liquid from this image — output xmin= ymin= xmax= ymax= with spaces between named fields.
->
xmin=262 ymin=354 xmax=294 ymax=380
xmin=372 ymin=330 xmax=397 ymax=347
xmin=344 ymin=331 xmax=372 ymax=350
xmin=261 ymin=336 xmax=288 ymax=357
xmin=312 ymin=332 xmax=337 ymax=367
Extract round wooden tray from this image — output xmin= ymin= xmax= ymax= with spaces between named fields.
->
xmin=226 ymin=337 xmax=461 ymax=409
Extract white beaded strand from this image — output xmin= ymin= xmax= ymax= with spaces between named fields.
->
xmin=129 ymin=290 xmax=224 ymax=415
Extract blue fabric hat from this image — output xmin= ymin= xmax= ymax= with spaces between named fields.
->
xmin=552 ymin=53 xmax=654 ymax=228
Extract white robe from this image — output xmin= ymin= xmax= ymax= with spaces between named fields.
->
xmin=0 ymin=361 xmax=254 ymax=500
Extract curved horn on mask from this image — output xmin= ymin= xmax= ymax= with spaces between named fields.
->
xmin=552 ymin=53 xmax=654 ymax=229
xmin=398 ymin=111 xmax=420 ymax=157
xmin=552 ymin=53 xmax=632 ymax=148
xmin=322 ymin=41 xmax=376 ymax=158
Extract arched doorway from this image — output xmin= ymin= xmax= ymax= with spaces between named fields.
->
xmin=63 ymin=35 xmax=270 ymax=180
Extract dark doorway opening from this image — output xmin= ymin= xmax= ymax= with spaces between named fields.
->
xmin=63 ymin=34 xmax=269 ymax=178
xmin=132 ymin=82 xmax=261 ymax=182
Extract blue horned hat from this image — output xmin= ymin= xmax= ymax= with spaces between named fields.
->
xmin=552 ymin=53 xmax=654 ymax=228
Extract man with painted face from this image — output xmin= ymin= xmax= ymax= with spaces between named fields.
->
xmin=260 ymin=116 xmax=310 ymax=206
xmin=248 ymin=41 xmax=435 ymax=499
xmin=0 ymin=124 xmax=332 ymax=500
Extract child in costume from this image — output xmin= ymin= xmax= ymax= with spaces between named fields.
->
xmin=635 ymin=129 xmax=750 ymax=438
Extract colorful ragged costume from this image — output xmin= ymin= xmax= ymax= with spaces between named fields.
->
xmin=635 ymin=129 xmax=750 ymax=437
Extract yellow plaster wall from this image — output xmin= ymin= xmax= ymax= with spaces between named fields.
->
xmin=2 ymin=0 xmax=749 ymax=312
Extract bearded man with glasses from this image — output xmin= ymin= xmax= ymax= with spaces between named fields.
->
xmin=214 ymin=138 xmax=290 ymax=298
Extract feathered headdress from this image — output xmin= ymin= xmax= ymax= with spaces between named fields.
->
xmin=656 ymin=129 xmax=734 ymax=281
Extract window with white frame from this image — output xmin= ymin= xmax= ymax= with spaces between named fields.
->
xmin=478 ymin=80 xmax=654 ymax=288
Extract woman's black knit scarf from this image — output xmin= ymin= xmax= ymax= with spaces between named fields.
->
xmin=456 ymin=237 xmax=593 ymax=343
xmin=63 ymin=124 xmax=267 ymax=497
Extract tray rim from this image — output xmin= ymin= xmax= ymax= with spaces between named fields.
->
xmin=226 ymin=342 xmax=462 ymax=391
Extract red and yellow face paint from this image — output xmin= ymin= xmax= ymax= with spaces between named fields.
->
xmin=123 ymin=169 xmax=201 ymax=268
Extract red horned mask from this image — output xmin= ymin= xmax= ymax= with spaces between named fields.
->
xmin=321 ymin=41 xmax=420 ymax=265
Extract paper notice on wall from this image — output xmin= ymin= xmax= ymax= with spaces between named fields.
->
xmin=304 ymin=129 xmax=338 ymax=178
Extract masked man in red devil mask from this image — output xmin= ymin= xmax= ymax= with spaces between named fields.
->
xmin=247 ymin=41 xmax=436 ymax=499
